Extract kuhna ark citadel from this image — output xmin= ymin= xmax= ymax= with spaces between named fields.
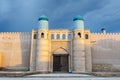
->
xmin=0 ymin=15 xmax=120 ymax=73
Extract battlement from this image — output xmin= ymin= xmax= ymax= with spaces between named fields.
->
xmin=90 ymin=32 xmax=120 ymax=44
xmin=91 ymin=32 xmax=120 ymax=35
xmin=0 ymin=32 xmax=31 ymax=40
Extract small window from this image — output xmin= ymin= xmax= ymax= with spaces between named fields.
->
xmin=51 ymin=34 xmax=54 ymax=39
xmin=68 ymin=34 xmax=72 ymax=40
xmin=85 ymin=34 xmax=89 ymax=39
xmin=41 ymin=33 xmax=44 ymax=38
xmin=78 ymin=32 xmax=81 ymax=38
xmin=34 ymin=34 xmax=37 ymax=39
xmin=56 ymin=34 xmax=60 ymax=39
xmin=62 ymin=34 xmax=66 ymax=39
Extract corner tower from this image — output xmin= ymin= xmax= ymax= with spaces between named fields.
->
xmin=36 ymin=15 xmax=50 ymax=72
xmin=73 ymin=16 xmax=84 ymax=30
xmin=72 ymin=16 xmax=86 ymax=73
xmin=38 ymin=15 xmax=49 ymax=30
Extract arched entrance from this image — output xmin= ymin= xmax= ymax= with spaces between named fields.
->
xmin=53 ymin=54 xmax=69 ymax=72
xmin=52 ymin=47 xmax=69 ymax=72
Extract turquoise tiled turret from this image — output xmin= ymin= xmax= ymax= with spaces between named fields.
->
xmin=73 ymin=15 xmax=84 ymax=30
xmin=38 ymin=15 xmax=49 ymax=30
xmin=38 ymin=15 xmax=48 ymax=21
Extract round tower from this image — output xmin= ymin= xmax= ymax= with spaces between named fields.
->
xmin=36 ymin=15 xmax=50 ymax=72
xmin=72 ymin=15 xmax=86 ymax=73
xmin=38 ymin=15 xmax=49 ymax=30
xmin=73 ymin=15 xmax=84 ymax=30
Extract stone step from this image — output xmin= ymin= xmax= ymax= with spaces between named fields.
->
xmin=0 ymin=71 xmax=95 ymax=77
xmin=26 ymin=73 xmax=95 ymax=78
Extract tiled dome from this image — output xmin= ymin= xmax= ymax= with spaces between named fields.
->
xmin=73 ymin=15 xmax=84 ymax=21
xmin=38 ymin=15 xmax=48 ymax=21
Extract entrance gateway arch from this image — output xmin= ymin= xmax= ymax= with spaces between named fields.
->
xmin=52 ymin=47 xmax=70 ymax=72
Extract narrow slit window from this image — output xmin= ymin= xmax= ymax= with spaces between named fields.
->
xmin=78 ymin=32 xmax=81 ymax=38
xmin=51 ymin=34 xmax=54 ymax=39
xmin=41 ymin=33 xmax=44 ymax=38
xmin=34 ymin=34 xmax=37 ymax=39
xmin=62 ymin=34 xmax=66 ymax=39
xmin=85 ymin=34 xmax=89 ymax=39
xmin=57 ymin=34 xmax=60 ymax=39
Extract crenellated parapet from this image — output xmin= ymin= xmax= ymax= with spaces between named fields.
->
xmin=0 ymin=32 xmax=31 ymax=40
xmin=90 ymin=32 xmax=120 ymax=43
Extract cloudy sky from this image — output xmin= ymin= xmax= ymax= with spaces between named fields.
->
xmin=0 ymin=0 xmax=120 ymax=32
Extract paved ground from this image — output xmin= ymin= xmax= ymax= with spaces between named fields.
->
xmin=27 ymin=73 xmax=93 ymax=77
xmin=0 ymin=73 xmax=120 ymax=80
xmin=0 ymin=78 xmax=120 ymax=80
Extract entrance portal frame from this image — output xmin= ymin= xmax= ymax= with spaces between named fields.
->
xmin=50 ymin=48 xmax=71 ymax=73
xmin=53 ymin=54 xmax=69 ymax=72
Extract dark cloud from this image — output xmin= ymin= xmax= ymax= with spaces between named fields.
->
xmin=0 ymin=0 xmax=120 ymax=32
xmin=84 ymin=0 xmax=120 ymax=32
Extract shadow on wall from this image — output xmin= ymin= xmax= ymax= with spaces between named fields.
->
xmin=91 ymin=39 xmax=120 ymax=72
xmin=20 ymin=33 xmax=31 ymax=71
xmin=0 ymin=32 xmax=31 ymax=71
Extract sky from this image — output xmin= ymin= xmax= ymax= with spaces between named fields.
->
xmin=0 ymin=0 xmax=120 ymax=33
